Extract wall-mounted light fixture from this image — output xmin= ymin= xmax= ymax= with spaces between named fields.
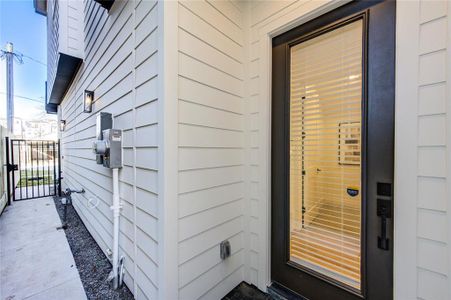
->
xmin=84 ymin=90 xmax=94 ymax=113
xmin=94 ymin=0 xmax=115 ymax=11
xmin=60 ymin=120 xmax=66 ymax=132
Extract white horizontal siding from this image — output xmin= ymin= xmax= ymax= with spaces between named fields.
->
xmin=177 ymin=1 xmax=246 ymax=299
xmin=53 ymin=1 xmax=451 ymax=300
xmin=46 ymin=0 xmax=84 ymax=99
xmin=59 ymin=1 xmax=160 ymax=299
xmin=413 ymin=1 xmax=451 ymax=298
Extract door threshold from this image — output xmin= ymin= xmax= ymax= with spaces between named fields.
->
xmin=268 ymin=282 xmax=307 ymax=300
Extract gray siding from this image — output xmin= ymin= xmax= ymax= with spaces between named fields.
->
xmin=60 ymin=1 xmax=159 ymax=299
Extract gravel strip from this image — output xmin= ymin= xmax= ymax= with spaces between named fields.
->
xmin=53 ymin=196 xmax=134 ymax=300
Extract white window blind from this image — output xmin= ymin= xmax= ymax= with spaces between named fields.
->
xmin=289 ymin=19 xmax=363 ymax=290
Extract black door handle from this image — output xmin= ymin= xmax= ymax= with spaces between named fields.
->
xmin=6 ymin=163 xmax=18 ymax=172
xmin=377 ymin=199 xmax=391 ymax=250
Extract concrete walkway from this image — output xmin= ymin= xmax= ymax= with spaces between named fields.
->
xmin=0 ymin=197 xmax=86 ymax=300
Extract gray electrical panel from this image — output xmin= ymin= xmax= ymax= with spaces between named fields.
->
xmin=92 ymin=112 xmax=122 ymax=169
xmin=102 ymin=129 xmax=122 ymax=169
xmin=96 ymin=112 xmax=112 ymax=164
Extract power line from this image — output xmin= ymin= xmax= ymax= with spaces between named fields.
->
xmin=19 ymin=53 xmax=47 ymax=67
xmin=1 ymin=49 xmax=46 ymax=67
xmin=0 ymin=92 xmax=44 ymax=103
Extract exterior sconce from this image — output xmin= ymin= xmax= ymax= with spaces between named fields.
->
xmin=60 ymin=120 xmax=66 ymax=132
xmin=84 ymin=90 xmax=94 ymax=113
xmin=94 ymin=0 xmax=115 ymax=11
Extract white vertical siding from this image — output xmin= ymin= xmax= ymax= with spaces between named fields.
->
xmin=177 ymin=1 xmax=247 ymax=299
xmin=59 ymin=1 xmax=159 ymax=299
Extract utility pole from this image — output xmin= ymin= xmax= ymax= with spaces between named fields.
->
xmin=5 ymin=42 xmax=14 ymax=132
xmin=1 ymin=42 xmax=23 ymax=133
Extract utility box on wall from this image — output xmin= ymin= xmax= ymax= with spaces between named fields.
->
xmin=102 ymin=129 xmax=122 ymax=169
xmin=93 ymin=112 xmax=122 ymax=169
xmin=95 ymin=112 xmax=112 ymax=165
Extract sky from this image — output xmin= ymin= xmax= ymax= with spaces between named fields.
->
xmin=0 ymin=0 xmax=52 ymax=123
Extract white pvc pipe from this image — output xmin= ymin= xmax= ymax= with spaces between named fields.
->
xmin=112 ymin=168 xmax=120 ymax=289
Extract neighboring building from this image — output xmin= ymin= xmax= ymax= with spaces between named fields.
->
xmin=37 ymin=0 xmax=451 ymax=299
xmin=0 ymin=126 xmax=9 ymax=214
xmin=0 ymin=117 xmax=57 ymax=140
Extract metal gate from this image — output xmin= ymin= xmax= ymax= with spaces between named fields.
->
xmin=5 ymin=138 xmax=61 ymax=202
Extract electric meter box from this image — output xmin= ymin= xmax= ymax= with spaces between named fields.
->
xmin=102 ymin=129 xmax=122 ymax=169
xmin=96 ymin=112 xmax=112 ymax=165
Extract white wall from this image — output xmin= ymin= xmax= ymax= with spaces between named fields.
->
xmin=172 ymin=1 xmax=353 ymax=298
xmin=246 ymin=0 xmax=451 ymax=299
xmin=59 ymin=1 xmax=160 ymax=299
xmin=47 ymin=0 xmax=84 ymax=100
xmin=58 ymin=0 xmax=84 ymax=59
xmin=176 ymin=1 xmax=247 ymax=299
xmin=395 ymin=1 xmax=451 ymax=299
xmin=56 ymin=1 xmax=451 ymax=299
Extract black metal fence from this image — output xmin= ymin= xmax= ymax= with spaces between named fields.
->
xmin=5 ymin=138 xmax=61 ymax=202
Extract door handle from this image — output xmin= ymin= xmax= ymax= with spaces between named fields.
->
xmin=377 ymin=199 xmax=391 ymax=250
xmin=5 ymin=163 xmax=18 ymax=172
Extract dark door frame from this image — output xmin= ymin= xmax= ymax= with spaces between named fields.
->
xmin=271 ymin=1 xmax=395 ymax=299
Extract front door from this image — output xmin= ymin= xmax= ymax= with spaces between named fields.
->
xmin=271 ymin=1 xmax=395 ymax=299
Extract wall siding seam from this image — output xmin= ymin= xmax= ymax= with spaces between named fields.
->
xmin=178 ymin=75 xmax=243 ymax=100
xmin=85 ymin=3 xmax=131 ymax=67
xmin=77 ymin=8 xmax=134 ymax=100
xmin=179 ymin=1 xmax=243 ymax=47
xmin=205 ymin=0 xmax=242 ymax=29
xmin=178 ymin=98 xmax=243 ymax=116
xmin=180 ymin=248 xmax=245 ymax=293
xmin=134 ymin=1 xmax=158 ymax=30
xmin=197 ymin=262 xmax=245 ymax=300
xmin=178 ymin=214 xmax=244 ymax=244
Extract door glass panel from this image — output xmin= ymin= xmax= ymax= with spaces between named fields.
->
xmin=289 ymin=20 xmax=363 ymax=290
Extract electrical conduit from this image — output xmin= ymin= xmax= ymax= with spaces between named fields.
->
xmin=111 ymin=167 xmax=121 ymax=289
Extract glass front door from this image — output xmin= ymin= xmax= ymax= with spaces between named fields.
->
xmin=289 ymin=19 xmax=363 ymax=290
xmin=271 ymin=1 xmax=395 ymax=299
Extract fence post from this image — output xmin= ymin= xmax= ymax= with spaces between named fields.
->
xmin=57 ymin=139 xmax=62 ymax=197
xmin=5 ymin=137 xmax=11 ymax=205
